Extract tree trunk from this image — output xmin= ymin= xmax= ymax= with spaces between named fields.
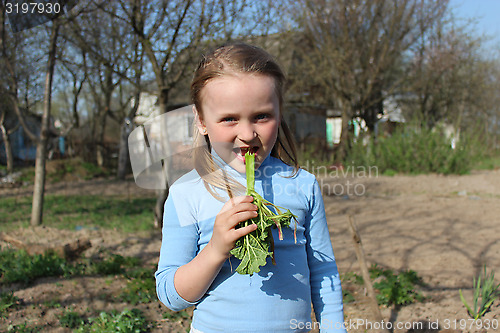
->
xmin=363 ymin=88 xmax=384 ymax=134
xmin=0 ymin=110 xmax=14 ymax=173
xmin=96 ymin=69 xmax=114 ymax=168
xmin=117 ymin=91 xmax=140 ymax=180
xmin=117 ymin=118 xmax=133 ymax=179
xmin=96 ymin=112 xmax=107 ymax=167
xmin=336 ymin=105 xmax=351 ymax=162
xmin=154 ymin=187 xmax=169 ymax=229
xmin=31 ymin=21 xmax=59 ymax=226
xmin=0 ymin=122 xmax=14 ymax=173
xmin=154 ymin=87 xmax=170 ymax=228
xmin=72 ymin=87 xmax=80 ymax=128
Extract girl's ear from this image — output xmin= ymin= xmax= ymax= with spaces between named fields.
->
xmin=193 ymin=105 xmax=207 ymax=136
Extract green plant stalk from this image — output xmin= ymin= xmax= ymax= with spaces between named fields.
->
xmin=230 ymin=152 xmax=297 ymax=275
xmin=459 ymin=266 xmax=500 ymax=320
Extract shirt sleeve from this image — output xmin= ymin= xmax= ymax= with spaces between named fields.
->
xmin=305 ymin=178 xmax=347 ymax=332
xmin=155 ymin=187 xmax=200 ymax=311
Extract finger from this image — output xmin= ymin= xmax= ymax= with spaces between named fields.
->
xmin=221 ymin=196 xmax=254 ymax=214
xmin=229 ymin=202 xmax=258 ymax=214
xmin=228 ymin=210 xmax=258 ymax=228
xmin=233 ymin=223 xmax=258 ymax=239
xmin=228 ymin=195 xmax=254 ymax=206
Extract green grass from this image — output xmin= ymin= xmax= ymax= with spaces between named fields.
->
xmin=6 ymin=323 xmax=44 ymax=332
xmin=59 ymin=309 xmax=86 ymax=328
xmin=162 ymin=309 xmax=190 ymax=321
xmin=1 ymin=291 xmax=21 ymax=317
xmin=119 ymin=267 xmax=157 ymax=305
xmin=16 ymin=158 xmax=112 ymax=185
xmin=17 ymin=168 xmax=35 ymax=184
xmin=472 ymin=153 xmax=500 ymax=171
xmin=0 ymin=249 xmax=71 ymax=284
xmin=0 ymin=248 xmax=141 ymax=285
xmin=77 ymin=308 xmax=151 ymax=332
xmin=0 ymin=195 xmax=156 ymax=233
xmin=341 ymin=271 xmax=364 ymax=285
xmin=342 ymin=289 xmax=355 ymax=304
xmin=58 ymin=308 xmax=151 ymax=332
xmin=0 ymin=247 xmax=158 ymax=330
xmin=88 ymin=254 xmax=140 ymax=276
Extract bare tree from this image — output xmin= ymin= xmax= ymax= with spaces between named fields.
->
xmin=57 ymin=46 xmax=88 ymax=131
xmin=50 ymin=0 xmax=284 ymax=228
xmin=31 ymin=19 xmax=60 ymax=226
xmin=0 ymin=7 xmax=39 ymax=173
xmin=110 ymin=0 xmax=279 ymax=227
xmin=289 ymin=0 xmax=449 ymax=160
xmin=1 ymin=4 xmax=61 ymax=226
xmin=57 ymin=1 xmax=144 ymax=169
xmin=403 ymin=16 xmax=491 ymax=130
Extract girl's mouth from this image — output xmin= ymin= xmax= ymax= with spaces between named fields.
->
xmin=234 ymin=146 xmax=259 ymax=163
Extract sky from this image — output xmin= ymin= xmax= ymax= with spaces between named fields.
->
xmin=449 ymin=0 xmax=500 ymax=48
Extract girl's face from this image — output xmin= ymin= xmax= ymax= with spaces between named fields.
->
xmin=196 ymin=73 xmax=280 ymax=173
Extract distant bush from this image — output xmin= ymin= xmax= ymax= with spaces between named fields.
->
xmin=346 ymin=125 xmax=482 ymax=175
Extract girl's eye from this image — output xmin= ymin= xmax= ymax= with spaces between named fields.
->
xmin=221 ymin=117 xmax=236 ymax=123
xmin=255 ymin=113 xmax=271 ymax=121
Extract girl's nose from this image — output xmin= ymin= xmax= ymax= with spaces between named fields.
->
xmin=238 ymin=123 xmax=257 ymax=142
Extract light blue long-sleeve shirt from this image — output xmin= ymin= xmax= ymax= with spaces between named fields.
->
xmin=155 ymin=155 xmax=346 ymax=332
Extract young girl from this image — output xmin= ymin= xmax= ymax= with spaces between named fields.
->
xmin=155 ymin=43 xmax=346 ymax=332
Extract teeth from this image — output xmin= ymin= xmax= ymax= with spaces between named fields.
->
xmin=238 ymin=147 xmax=258 ymax=156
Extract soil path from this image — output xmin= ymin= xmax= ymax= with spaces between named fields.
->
xmin=321 ymin=169 xmax=500 ymax=332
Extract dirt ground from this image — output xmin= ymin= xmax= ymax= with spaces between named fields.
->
xmin=1 ymin=168 xmax=500 ymax=332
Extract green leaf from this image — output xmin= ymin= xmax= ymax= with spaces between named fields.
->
xmin=459 ymin=289 xmax=474 ymax=317
xmin=230 ymin=232 xmax=271 ymax=275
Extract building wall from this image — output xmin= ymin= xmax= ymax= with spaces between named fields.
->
xmin=283 ymin=107 xmax=326 ymax=144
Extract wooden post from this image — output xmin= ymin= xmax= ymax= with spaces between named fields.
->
xmin=348 ymin=215 xmax=390 ymax=333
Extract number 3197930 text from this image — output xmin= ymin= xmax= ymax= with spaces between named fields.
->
xmin=5 ymin=2 xmax=61 ymax=15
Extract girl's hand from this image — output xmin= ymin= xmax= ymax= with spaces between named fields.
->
xmin=208 ymin=195 xmax=258 ymax=259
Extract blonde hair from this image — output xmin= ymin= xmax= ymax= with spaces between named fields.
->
xmin=191 ymin=42 xmax=298 ymax=200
